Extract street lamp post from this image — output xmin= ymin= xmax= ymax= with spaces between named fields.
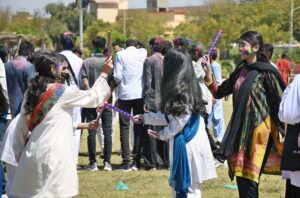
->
xmin=79 ymin=0 xmax=83 ymax=50
xmin=289 ymin=0 xmax=300 ymax=46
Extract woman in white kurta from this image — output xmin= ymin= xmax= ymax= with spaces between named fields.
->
xmin=143 ymin=111 xmax=217 ymax=197
xmin=134 ymin=49 xmax=216 ymax=198
xmin=278 ymin=73 xmax=300 ymax=197
xmin=9 ymin=53 xmax=112 ymax=197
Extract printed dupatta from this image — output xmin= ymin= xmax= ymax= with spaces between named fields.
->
xmin=28 ymin=83 xmax=65 ymax=131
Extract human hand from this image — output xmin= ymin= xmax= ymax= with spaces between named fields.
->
xmin=201 ymin=55 xmax=212 ymax=79
xmin=143 ymin=105 xmax=149 ymax=112
xmin=133 ymin=114 xmax=144 ymax=124
xmin=88 ymin=120 xmax=99 ymax=129
xmin=101 ymin=56 xmax=113 ymax=75
xmin=148 ymin=129 xmax=160 ymax=139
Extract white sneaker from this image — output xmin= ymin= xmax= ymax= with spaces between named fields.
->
xmin=104 ymin=162 xmax=112 ymax=171
xmin=131 ymin=164 xmax=138 ymax=171
xmin=84 ymin=163 xmax=98 ymax=171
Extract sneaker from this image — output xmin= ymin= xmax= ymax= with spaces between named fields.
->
xmin=115 ymin=163 xmax=132 ymax=172
xmin=131 ymin=164 xmax=138 ymax=171
xmin=103 ymin=162 xmax=112 ymax=171
xmin=84 ymin=163 xmax=98 ymax=171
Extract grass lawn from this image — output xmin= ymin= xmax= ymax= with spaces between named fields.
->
xmin=76 ymin=97 xmax=285 ymax=198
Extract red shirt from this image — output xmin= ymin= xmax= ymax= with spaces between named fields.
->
xmin=276 ymin=58 xmax=290 ymax=85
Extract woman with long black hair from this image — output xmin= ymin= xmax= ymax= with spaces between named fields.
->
xmin=203 ymin=31 xmax=285 ymax=197
xmin=8 ymin=53 xmax=112 ymax=197
xmin=135 ymin=49 xmax=216 ymax=197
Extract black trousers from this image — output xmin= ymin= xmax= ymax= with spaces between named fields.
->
xmin=84 ymin=107 xmax=113 ymax=164
xmin=143 ymin=125 xmax=169 ymax=169
xmin=285 ymin=179 xmax=300 ymax=198
xmin=236 ymin=135 xmax=273 ymax=198
xmin=204 ymin=113 xmax=219 ymax=153
xmin=118 ymin=98 xmax=144 ymax=165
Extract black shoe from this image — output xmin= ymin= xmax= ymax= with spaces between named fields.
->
xmin=115 ymin=163 xmax=132 ymax=172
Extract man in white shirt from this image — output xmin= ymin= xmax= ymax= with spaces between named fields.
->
xmin=59 ymin=32 xmax=84 ymax=166
xmin=113 ymin=39 xmax=147 ymax=171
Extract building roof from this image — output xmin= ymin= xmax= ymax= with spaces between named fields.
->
xmin=93 ymin=0 xmax=119 ymax=4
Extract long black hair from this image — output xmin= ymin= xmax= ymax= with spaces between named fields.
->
xmin=239 ymin=30 xmax=268 ymax=63
xmin=0 ymin=84 xmax=8 ymax=115
xmin=24 ymin=53 xmax=61 ymax=115
xmin=160 ymin=49 xmax=206 ymax=116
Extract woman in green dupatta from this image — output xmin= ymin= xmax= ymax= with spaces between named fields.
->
xmin=203 ymin=31 xmax=286 ymax=197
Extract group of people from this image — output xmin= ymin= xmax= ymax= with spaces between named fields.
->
xmin=0 ymin=29 xmax=298 ymax=198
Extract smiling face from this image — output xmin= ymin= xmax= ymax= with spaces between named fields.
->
xmin=238 ymin=39 xmax=259 ymax=63
xmin=59 ymin=60 xmax=69 ymax=83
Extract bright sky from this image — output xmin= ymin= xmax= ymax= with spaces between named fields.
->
xmin=0 ymin=0 xmax=204 ymax=15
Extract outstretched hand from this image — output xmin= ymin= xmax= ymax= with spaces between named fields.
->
xmin=201 ymin=55 xmax=214 ymax=83
xmin=88 ymin=120 xmax=99 ymax=129
xmin=148 ymin=129 xmax=160 ymax=139
xmin=133 ymin=114 xmax=144 ymax=124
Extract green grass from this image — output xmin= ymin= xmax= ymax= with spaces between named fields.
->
xmin=76 ymin=97 xmax=285 ymax=198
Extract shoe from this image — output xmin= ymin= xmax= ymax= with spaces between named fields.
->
xmin=147 ymin=167 xmax=156 ymax=171
xmin=115 ymin=163 xmax=132 ymax=172
xmin=77 ymin=165 xmax=82 ymax=170
xmin=131 ymin=164 xmax=138 ymax=171
xmin=104 ymin=162 xmax=112 ymax=171
xmin=84 ymin=163 xmax=98 ymax=171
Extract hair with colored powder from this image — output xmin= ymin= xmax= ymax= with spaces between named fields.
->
xmin=149 ymin=36 xmax=164 ymax=53
xmin=173 ymin=37 xmax=190 ymax=49
xmin=188 ymin=43 xmax=204 ymax=62
xmin=60 ymin=32 xmax=76 ymax=50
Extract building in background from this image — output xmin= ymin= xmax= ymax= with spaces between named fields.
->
xmin=89 ymin=0 xmax=208 ymax=39
xmin=90 ymin=0 xmax=128 ymax=23
xmin=147 ymin=0 xmax=168 ymax=12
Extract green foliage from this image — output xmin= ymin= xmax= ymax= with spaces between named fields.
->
xmin=83 ymin=20 xmax=127 ymax=55
xmin=176 ymin=0 xmax=292 ymax=52
xmin=125 ymin=11 xmax=165 ymax=48
xmin=45 ymin=3 xmax=95 ymax=34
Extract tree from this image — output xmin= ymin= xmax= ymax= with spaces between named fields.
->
xmin=45 ymin=2 xmax=95 ymax=50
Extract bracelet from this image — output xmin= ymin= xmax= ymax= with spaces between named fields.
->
xmin=100 ymin=73 xmax=108 ymax=80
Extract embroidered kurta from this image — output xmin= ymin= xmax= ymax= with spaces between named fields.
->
xmin=208 ymin=65 xmax=284 ymax=183
xmin=10 ymin=77 xmax=110 ymax=198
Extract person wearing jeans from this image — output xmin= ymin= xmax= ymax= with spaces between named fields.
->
xmin=81 ymin=36 xmax=113 ymax=171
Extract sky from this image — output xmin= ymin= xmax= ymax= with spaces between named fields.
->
xmin=0 ymin=0 xmax=204 ymax=15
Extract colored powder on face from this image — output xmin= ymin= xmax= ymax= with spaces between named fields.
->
xmin=241 ymin=49 xmax=255 ymax=56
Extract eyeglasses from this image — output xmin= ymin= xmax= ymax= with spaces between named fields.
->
xmin=238 ymin=42 xmax=251 ymax=48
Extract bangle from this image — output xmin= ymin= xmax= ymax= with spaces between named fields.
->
xmin=100 ymin=73 xmax=108 ymax=80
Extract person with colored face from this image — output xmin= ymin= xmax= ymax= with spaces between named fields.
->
xmin=5 ymin=53 xmax=112 ymax=197
xmin=203 ymin=31 xmax=286 ymax=198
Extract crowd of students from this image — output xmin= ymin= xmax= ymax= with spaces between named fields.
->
xmin=0 ymin=29 xmax=298 ymax=198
